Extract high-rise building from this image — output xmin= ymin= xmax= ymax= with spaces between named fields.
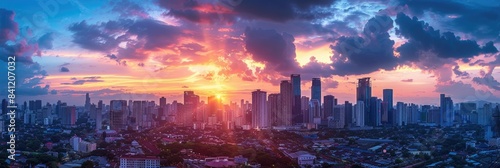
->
xmin=110 ymin=100 xmax=127 ymax=130
xmin=311 ymin=78 xmax=321 ymax=105
xmin=268 ymin=93 xmax=281 ymax=126
xmin=440 ymin=94 xmax=454 ymax=126
xmin=85 ymin=93 xmax=91 ymax=111
xmin=396 ymin=102 xmax=406 ymax=126
xmin=61 ymin=105 xmax=76 ymax=126
xmin=301 ymin=96 xmax=310 ymax=124
xmin=357 ymin=78 xmax=371 ymax=126
xmin=160 ymin=97 xmax=166 ymax=108
xmin=407 ymin=103 xmax=419 ymax=124
xmin=344 ymin=101 xmax=353 ymax=127
xmin=332 ymin=105 xmax=345 ymax=128
xmin=382 ymin=89 xmax=393 ymax=125
xmin=369 ymin=97 xmax=382 ymax=126
xmin=251 ymin=89 xmax=268 ymax=129
xmin=208 ymin=96 xmax=222 ymax=123
xmin=421 ymin=105 xmax=431 ymax=123
xmin=324 ymin=95 xmax=336 ymax=119
xmin=354 ymin=101 xmax=365 ymax=127
xmin=132 ymin=101 xmax=148 ymax=128
xmin=309 ymin=99 xmax=321 ymax=124
xmin=159 ymin=97 xmax=166 ymax=119
xmin=291 ymin=74 xmax=302 ymax=124
xmin=1 ymin=99 xmax=7 ymax=115
xmin=184 ymin=91 xmax=199 ymax=125
xmin=29 ymin=100 xmax=42 ymax=112
xmin=280 ymin=80 xmax=293 ymax=126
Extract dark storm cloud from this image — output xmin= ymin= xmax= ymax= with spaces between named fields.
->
xmin=473 ymin=75 xmax=500 ymax=91
xmin=68 ymin=20 xmax=124 ymax=52
xmin=69 ymin=19 xmax=185 ymax=61
xmin=60 ymin=66 xmax=70 ymax=72
xmin=395 ymin=13 xmax=498 ymax=61
xmin=38 ymin=32 xmax=54 ymax=49
xmin=452 ymin=66 xmax=470 ymax=79
xmin=244 ymin=27 xmax=300 ymax=74
xmin=0 ymin=8 xmax=52 ymax=96
xmin=397 ymin=0 xmax=500 ymax=40
xmin=111 ymin=0 xmax=149 ymax=18
xmin=159 ymin=0 xmax=336 ymax=23
xmin=128 ymin=19 xmax=183 ymax=50
xmin=329 ymin=15 xmax=398 ymax=76
xmin=234 ymin=0 xmax=336 ymax=22
xmin=0 ymin=8 xmax=18 ymax=43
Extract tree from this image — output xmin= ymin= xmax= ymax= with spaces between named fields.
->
xmin=81 ymin=160 xmax=94 ymax=168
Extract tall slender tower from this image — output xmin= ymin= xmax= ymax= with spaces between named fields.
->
xmin=252 ymin=89 xmax=268 ymax=129
xmin=311 ymin=78 xmax=321 ymax=105
xmin=85 ymin=93 xmax=91 ymax=111
xmin=291 ymin=74 xmax=302 ymax=124
xmin=280 ymin=80 xmax=293 ymax=126
xmin=184 ymin=91 xmax=199 ymax=125
xmin=357 ymin=78 xmax=371 ymax=126
xmin=382 ymin=89 xmax=393 ymax=125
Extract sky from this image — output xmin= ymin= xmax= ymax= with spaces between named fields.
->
xmin=0 ymin=0 xmax=499 ymax=106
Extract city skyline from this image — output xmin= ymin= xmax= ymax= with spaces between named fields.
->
xmin=0 ymin=0 xmax=499 ymax=106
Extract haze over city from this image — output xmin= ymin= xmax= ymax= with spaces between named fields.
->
xmin=1 ymin=0 xmax=500 ymax=167
xmin=0 ymin=0 xmax=499 ymax=106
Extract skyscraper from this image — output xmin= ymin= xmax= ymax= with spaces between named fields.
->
xmin=110 ymin=100 xmax=127 ymax=130
xmin=160 ymin=97 xmax=166 ymax=108
xmin=268 ymin=93 xmax=281 ymax=126
xmin=357 ymin=78 xmax=371 ymax=126
xmin=332 ymin=105 xmax=345 ymax=128
xmin=85 ymin=93 xmax=91 ymax=111
xmin=301 ymin=96 xmax=310 ymax=124
xmin=324 ymin=95 xmax=335 ymax=119
xmin=396 ymin=102 xmax=406 ymax=126
xmin=345 ymin=101 xmax=353 ymax=127
xmin=208 ymin=96 xmax=222 ymax=123
xmin=311 ymin=78 xmax=321 ymax=105
xmin=440 ymin=94 xmax=454 ymax=126
xmin=369 ymin=97 xmax=382 ymax=126
xmin=291 ymin=74 xmax=302 ymax=124
xmin=184 ymin=91 xmax=200 ymax=125
xmin=251 ymin=89 xmax=268 ymax=129
xmin=309 ymin=99 xmax=321 ymax=124
xmin=61 ymin=105 xmax=76 ymax=127
xmin=354 ymin=101 xmax=365 ymax=127
xmin=280 ymin=80 xmax=293 ymax=126
xmin=382 ymin=89 xmax=393 ymax=125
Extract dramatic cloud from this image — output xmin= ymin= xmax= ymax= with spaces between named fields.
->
xmin=69 ymin=18 xmax=191 ymax=62
xmin=0 ymin=8 xmax=52 ymax=96
xmin=244 ymin=27 xmax=300 ymax=74
xmin=111 ymin=0 xmax=149 ymax=18
xmin=473 ymin=75 xmax=500 ymax=91
xmin=38 ymin=32 xmax=54 ymax=49
xmin=159 ymin=0 xmax=336 ymax=24
xmin=395 ymin=13 xmax=497 ymax=62
xmin=329 ymin=15 xmax=398 ymax=76
xmin=0 ymin=8 xmax=18 ymax=43
xmin=397 ymin=0 xmax=500 ymax=40
xmin=452 ymin=66 xmax=470 ymax=79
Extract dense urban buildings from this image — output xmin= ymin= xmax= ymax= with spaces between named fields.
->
xmin=2 ymin=0 xmax=499 ymax=167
